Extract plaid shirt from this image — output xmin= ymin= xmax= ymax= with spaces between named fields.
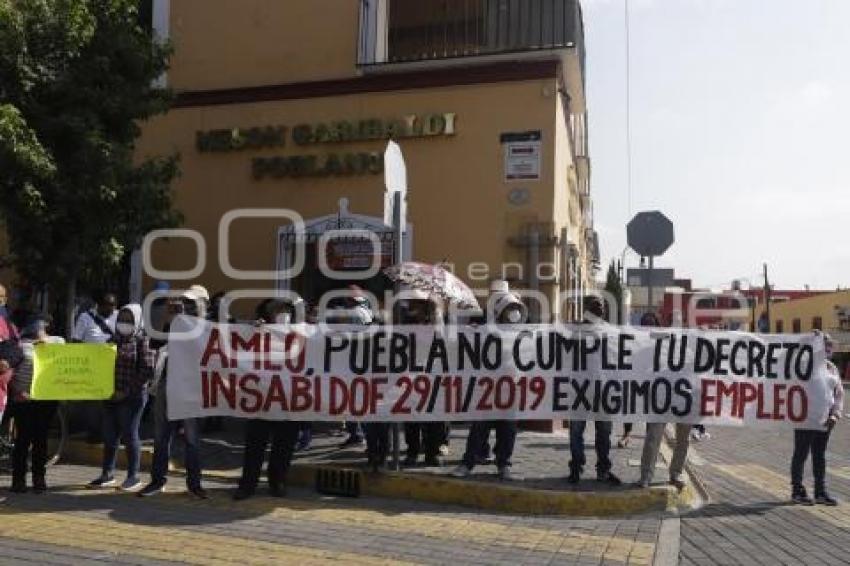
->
xmin=114 ymin=335 xmax=155 ymax=397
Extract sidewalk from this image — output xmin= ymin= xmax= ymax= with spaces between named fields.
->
xmin=63 ymin=421 xmax=698 ymax=516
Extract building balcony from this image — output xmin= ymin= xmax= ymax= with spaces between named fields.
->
xmin=359 ymin=0 xmax=586 ymax=89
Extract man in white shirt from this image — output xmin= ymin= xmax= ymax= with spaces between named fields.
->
xmin=73 ymin=293 xmax=118 ymax=344
xmin=72 ymin=292 xmax=117 ymax=443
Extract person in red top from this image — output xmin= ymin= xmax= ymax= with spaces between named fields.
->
xmin=0 ymin=283 xmax=24 ymax=423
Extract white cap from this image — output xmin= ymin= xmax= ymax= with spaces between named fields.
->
xmin=490 ymin=280 xmax=510 ymax=294
xmin=491 ymin=289 xmax=527 ymax=323
xmin=181 ymin=284 xmax=210 ymax=302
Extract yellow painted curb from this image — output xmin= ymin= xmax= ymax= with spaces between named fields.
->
xmin=61 ymin=439 xmax=692 ymax=516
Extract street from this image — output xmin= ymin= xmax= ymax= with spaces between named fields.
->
xmin=0 ymin=422 xmax=847 ymax=565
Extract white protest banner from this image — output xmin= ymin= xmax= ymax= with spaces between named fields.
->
xmin=166 ymin=316 xmax=831 ymax=428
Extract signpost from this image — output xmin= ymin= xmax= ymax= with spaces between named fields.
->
xmin=384 ymin=140 xmax=409 ymax=471
xmin=626 ymin=211 xmax=675 ymax=315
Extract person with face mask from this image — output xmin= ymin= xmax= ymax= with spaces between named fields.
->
xmin=453 ymin=280 xmax=525 ymax=481
xmin=398 ymin=288 xmax=448 ymax=467
xmin=88 ymin=304 xmax=154 ymax=491
xmin=140 ymin=285 xmax=209 ymax=498
xmin=790 ymin=331 xmax=843 ymax=506
xmin=9 ymin=315 xmax=63 ymax=493
xmin=233 ymin=299 xmax=302 ymax=500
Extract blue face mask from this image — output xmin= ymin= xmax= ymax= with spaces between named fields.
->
xmin=0 ymin=305 xmax=8 ymax=318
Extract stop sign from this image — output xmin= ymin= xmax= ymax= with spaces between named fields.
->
xmin=627 ymin=211 xmax=674 ymax=257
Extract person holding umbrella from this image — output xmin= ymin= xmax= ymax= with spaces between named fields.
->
xmin=383 ymin=262 xmax=479 ymax=468
xmin=395 ymin=286 xmax=447 ymax=467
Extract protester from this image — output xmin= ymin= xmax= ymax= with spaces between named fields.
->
xmin=9 ymin=314 xmax=61 ymax=493
xmin=790 ymin=331 xmax=843 ymax=506
xmin=324 ymin=290 xmax=373 ymax=449
xmin=400 ymin=288 xmax=447 ymax=467
xmin=0 ymin=283 xmax=23 ymax=429
xmin=453 ymin=280 xmax=525 ymax=481
xmin=637 ymin=312 xmax=692 ymax=489
xmin=139 ymin=286 xmax=209 ymax=498
xmin=88 ymin=304 xmax=154 ymax=491
xmin=233 ymin=298 xmax=301 ymax=500
xmin=567 ymin=296 xmax=620 ymax=485
xmin=72 ymin=291 xmax=118 ymax=443
xmin=72 ymin=292 xmax=118 ymax=343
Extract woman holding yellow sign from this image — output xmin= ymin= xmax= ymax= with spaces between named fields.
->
xmin=88 ymin=304 xmax=154 ymax=492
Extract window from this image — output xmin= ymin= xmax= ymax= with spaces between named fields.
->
xmin=775 ymin=320 xmax=784 ymax=333
xmin=792 ymin=318 xmax=801 ymax=333
xmin=813 ymin=316 xmax=823 ymax=331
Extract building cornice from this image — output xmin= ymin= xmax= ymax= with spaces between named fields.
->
xmin=174 ymin=59 xmax=560 ymax=109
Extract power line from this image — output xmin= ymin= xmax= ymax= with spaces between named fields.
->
xmin=624 ymin=0 xmax=633 ymax=217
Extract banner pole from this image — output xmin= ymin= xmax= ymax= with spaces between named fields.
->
xmin=391 ymin=191 xmax=403 ymax=471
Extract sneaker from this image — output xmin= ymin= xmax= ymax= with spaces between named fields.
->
xmin=31 ymin=478 xmax=47 ymax=494
xmin=669 ymin=478 xmax=686 ymax=491
xmin=617 ymin=437 xmax=630 ymax=448
xmin=451 ymin=464 xmax=472 ymax=478
xmin=690 ymin=429 xmax=701 ymax=441
xmin=791 ymin=488 xmax=814 ymax=505
xmin=232 ymin=488 xmax=253 ymax=501
xmin=815 ymin=493 xmax=838 ymax=506
xmin=9 ymin=481 xmax=26 ymax=494
xmin=120 ymin=477 xmax=143 ymax=492
xmin=598 ymin=471 xmax=622 ymax=486
xmin=439 ymin=444 xmax=450 ymax=457
xmin=497 ymin=466 xmax=514 ymax=481
xmin=138 ymin=481 xmax=166 ymax=497
xmin=188 ymin=486 xmax=208 ymax=500
xmin=87 ymin=475 xmax=117 ymax=489
xmin=566 ymin=470 xmax=581 ymax=484
xmin=701 ymin=432 xmax=711 ymax=441
xmin=269 ymin=483 xmax=287 ymax=498
xmin=635 ymin=479 xmax=651 ymax=489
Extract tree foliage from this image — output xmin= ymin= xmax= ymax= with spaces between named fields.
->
xmin=0 ymin=0 xmax=180 ymax=296
xmin=604 ymin=259 xmax=623 ymax=324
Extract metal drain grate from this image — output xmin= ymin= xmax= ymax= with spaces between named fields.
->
xmin=315 ymin=468 xmax=362 ymax=497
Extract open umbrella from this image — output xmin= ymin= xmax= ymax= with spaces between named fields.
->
xmin=384 ymin=262 xmax=479 ymax=309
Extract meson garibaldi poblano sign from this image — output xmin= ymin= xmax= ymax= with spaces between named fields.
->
xmin=195 ymin=113 xmax=457 ymax=179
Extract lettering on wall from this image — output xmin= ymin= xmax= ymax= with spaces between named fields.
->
xmin=195 ymin=113 xmax=457 ymax=180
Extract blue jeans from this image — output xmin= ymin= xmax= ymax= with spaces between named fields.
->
xmin=102 ymin=394 xmax=148 ymax=479
xmin=462 ymin=421 xmax=517 ymax=469
xmin=569 ymin=420 xmax=612 ymax=475
xmin=151 ymin=379 xmax=201 ymax=489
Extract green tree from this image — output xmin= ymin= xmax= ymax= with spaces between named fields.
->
xmin=0 ymin=0 xmax=180 ymax=333
xmin=604 ymin=260 xmax=623 ymax=324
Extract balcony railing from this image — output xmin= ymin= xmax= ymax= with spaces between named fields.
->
xmin=359 ymin=0 xmax=585 ymax=67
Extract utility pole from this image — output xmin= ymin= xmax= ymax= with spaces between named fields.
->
xmin=763 ymin=263 xmax=771 ymax=332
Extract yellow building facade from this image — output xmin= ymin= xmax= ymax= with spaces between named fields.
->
xmin=756 ymin=290 xmax=850 ymax=351
xmin=138 ymin=0 xmax=598 ymax=320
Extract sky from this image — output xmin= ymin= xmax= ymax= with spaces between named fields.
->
xmin=582 ymin=0 xmax=850 ymax=290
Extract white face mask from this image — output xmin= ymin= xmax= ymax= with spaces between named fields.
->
xmin=275 ymin=313 xmax=292 ymax=325
xmin=506 ymin=309 xmax=522 ymax=323
xmin=116 ymin=322 xmax=135 ymax=336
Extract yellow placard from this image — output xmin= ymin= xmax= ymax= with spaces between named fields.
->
xmin=31 ymin=343 xmax=116 ymax=400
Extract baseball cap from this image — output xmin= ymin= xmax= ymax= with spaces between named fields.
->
xmin=181 ymin=284 xmax=210 ymax=302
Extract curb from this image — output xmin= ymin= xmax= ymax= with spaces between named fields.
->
xmin=61 ymin=439 xmax=693 ymax=517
